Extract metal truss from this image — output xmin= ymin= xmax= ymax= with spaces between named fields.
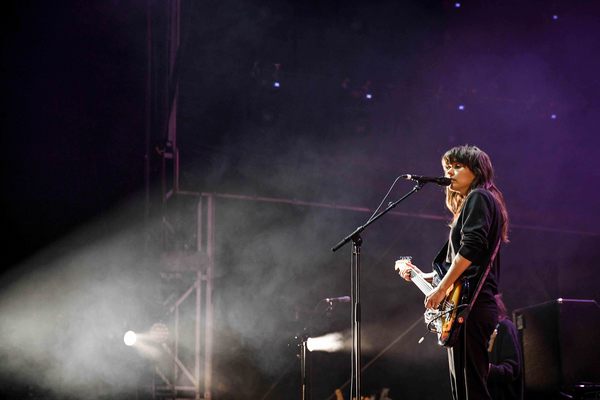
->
xmin=154 ymin=193 xmax=214 ymax=400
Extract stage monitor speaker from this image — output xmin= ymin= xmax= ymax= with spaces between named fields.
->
xmin=513 ymin=298 xmax=600 ymax=400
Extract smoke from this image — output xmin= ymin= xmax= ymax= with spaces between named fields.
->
xmin=0 ymin=210 xmax=161 ymax=398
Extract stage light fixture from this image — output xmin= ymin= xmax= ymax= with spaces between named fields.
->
xmin=273 ymin=81 xmax=280 ymax=88
xmin=124 ymin=330 xmax=137 ymax=346
xmin=551 ymin=114 xmax=557 ymax=120
xmin=365 ymin=93 xmax=373 ymax=100
xmin=150 ymin=322 xmax=170 ymax=343
xmin=454 ymin=3 xmax=461 ymax=8
xmin=458 ymin=104 xmax=465 ymax=111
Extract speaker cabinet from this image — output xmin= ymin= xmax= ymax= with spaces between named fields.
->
xmin=513 ymin=299 xmax=600 ymax=399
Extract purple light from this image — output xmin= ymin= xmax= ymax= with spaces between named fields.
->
xmin=365 ymin=93 xmax=373 ymax=100
xmin=552 ymin=15 xmax=559 ymax=21
xmin=454 ymin=2 xmax=461 ymax=8
xmin=551 ymin=114 xmax=557 ymax=119
xmin=273 ymin=81 xmax=280 ymax=88
xmin=458 ymin=104 xmax=465 ymax=111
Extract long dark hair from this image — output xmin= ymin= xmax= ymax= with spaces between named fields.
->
xmin=442 ymin=145 xmax=509 ymax=242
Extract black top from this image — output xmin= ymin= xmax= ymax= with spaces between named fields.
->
xmin=433 ymin=188 xmax=503 ymax=309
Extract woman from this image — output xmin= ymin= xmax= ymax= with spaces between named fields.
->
xmin=396 ymin=145 xmax=509 ymax=400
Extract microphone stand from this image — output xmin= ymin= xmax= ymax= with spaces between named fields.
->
xmin=297 ymin=299 xmax=344 ymax=400
xmin=331 ymin=181 xmax=425 ymax=400
xmin=299 ymin=333 xmax=309 ymax=400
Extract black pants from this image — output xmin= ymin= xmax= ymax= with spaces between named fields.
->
xmin=447 ymin=304 xmax=497 ymax=400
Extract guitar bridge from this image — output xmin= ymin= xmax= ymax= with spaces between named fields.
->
xmin=424 ymin=309 xmax=442 ymax=334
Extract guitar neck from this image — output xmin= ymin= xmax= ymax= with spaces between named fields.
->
xmin=410 ymin=270 xmax=434 ymax=296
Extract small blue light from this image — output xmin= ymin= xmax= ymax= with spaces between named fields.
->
xmin=552 ymin=15 xmax=559 ymax=21
xmin=273 ymin=81 xmax=280 ymax=88
xmin=365 ymin=93 xmax=373 ymax=100
xmin=458 ymin=104 xmax=465 ymax=111
xmin=551 ymin=114 xmax=557 ymax=119
xmin=455 ymin=2 xmax=461 ymax=8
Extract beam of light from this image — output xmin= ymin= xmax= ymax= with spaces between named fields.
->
xmin=122 ymin=330 xmax=168 ymax=359
xmin=122 ymin=325 xmax=170 ymax=359
xmin=123 ymin=331 xmax=137 ymax=346
xmin=306 ymin=332 xmax=344 ymax=352
xmin=134 ymin=340 xmax=163 ymax=360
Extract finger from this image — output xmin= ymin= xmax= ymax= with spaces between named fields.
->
xmin=425 ymin=293 xmax=436 ymax=308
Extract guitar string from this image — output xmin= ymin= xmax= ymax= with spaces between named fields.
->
xmin=410 ymin=271 xmax=468 ymax=340
xmin=412 ymin=273 xmax=459 ymax=311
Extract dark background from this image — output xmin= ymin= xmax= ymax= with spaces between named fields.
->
xmin=1 ymin=1 xmax=599 ymax=399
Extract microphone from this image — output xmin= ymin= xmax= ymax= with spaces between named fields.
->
xmin=401 ymin=174 xmax=451 ymax=186
xmin=324 ymin=296 xmax=351 ymax=303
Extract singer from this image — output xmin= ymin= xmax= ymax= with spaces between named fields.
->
xmin=396 ymin=145 xmax=509 ymax=400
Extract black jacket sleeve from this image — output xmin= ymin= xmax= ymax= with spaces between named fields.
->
xmin=458 ymin=189 xmax=495 ymax=265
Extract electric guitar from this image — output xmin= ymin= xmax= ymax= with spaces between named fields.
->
xmin=396 ymin=257 xmax=470 ymax=347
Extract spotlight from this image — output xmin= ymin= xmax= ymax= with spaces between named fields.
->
xmin=273 ymin=81 xmax=280 ymax=88
xmin=551 ymin=114 xmax=557 ymax=120
xmin=124 ymin=330 xmax=137 ymax=346
xmin=458 ymin=104 xmax=465 ymax=111
xmin=552 ymin=15 xmax=559 ymax=21
xmin=365 ymin=93 xmax=373 ymax=100
xmin=454 ymin=2 xmax=461 ymax=8
xmin=150 ymin=323 xmax=169 ymax=343
xmin=306 ymin=332 xmax=344 ymax=352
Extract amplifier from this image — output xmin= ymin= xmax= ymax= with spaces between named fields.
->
xmin=513 ymin=298 xmax=600 ymax=399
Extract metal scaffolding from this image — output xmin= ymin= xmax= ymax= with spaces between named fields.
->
xmin=144 ymin=1 xmax=213 ymax=398
xmin=154 ymin=194 xmax=214 ymax=400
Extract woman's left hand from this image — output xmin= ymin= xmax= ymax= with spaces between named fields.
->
xmin=425 ymin=286 xmax=446 ymax=309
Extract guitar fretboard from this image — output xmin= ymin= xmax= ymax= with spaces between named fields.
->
xmin=410 ymin=270 xmax=434 ymax=296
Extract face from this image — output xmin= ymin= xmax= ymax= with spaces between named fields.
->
xmin=442 ymin=159 xmax=476 ymax=196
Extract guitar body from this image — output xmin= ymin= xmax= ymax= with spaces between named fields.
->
xmin=397 ymin=257 xmax=471 ymax=347
xmin=427 ymin=274 xmax=469 ymax=347
xmin=429 ymin=261 xmax=471 ymax=347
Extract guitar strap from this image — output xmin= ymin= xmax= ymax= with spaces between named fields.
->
xmin=457 ymin=236 xmax=502 ymax=322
